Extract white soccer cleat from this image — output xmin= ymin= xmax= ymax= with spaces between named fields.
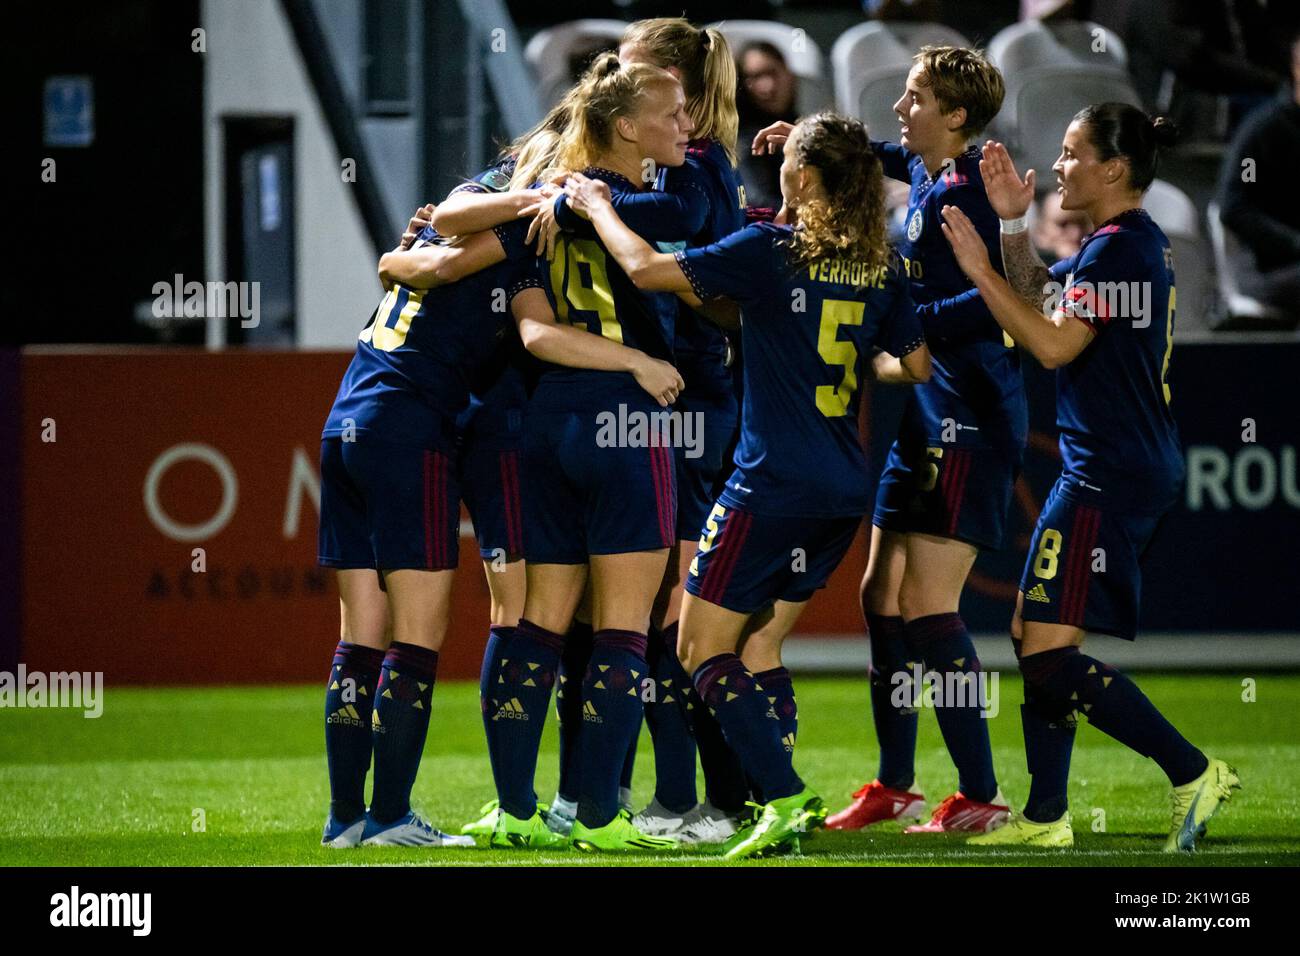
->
xmin=360 ymin=811 xmax=475 ymax=848
xmin=321 ymin=813 xmax=366 ymax=848
xmin=631 ymin=797 xmax=693 ymax=836
xmin=676 ymin=803 xmax=740 ymax=845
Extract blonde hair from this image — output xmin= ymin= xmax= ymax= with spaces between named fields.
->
xmin=505 ymin=88 xmax=580 ymax=191
xmin=621 ymin=18 xmax=739 ymax=166
xmin=787 ymin=112 xmax=891 ymax=278
xmin=553 ymin=53 xmax=681 ymax=174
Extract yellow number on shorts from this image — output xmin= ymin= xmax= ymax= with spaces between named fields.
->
xmin=815 ymin=299 xmax=866 ymax=417
xmin=1160 ymin=286 xmax=1176 ymax=405
xmin=1033 ymin=528 xmax=1063 ymax=580
xmin=362 ymin=287 xmax=424 ymax=352
xmin=549 ymin=236 xmax=621 ymax=343
xmin=919 ymin=446 xmax=944 ymax=492
xmin=689 ymin=503 xmax=726 ymax=577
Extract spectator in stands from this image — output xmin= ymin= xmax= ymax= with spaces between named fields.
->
xmin=1032 ymin=190 xmax=1090 ymax=264
xmin=1217 ymin=28 xmax=1300 ymax=313
xmin=736 ymin=41 xmax=799 ymax=209
xmin=1126 ymin=0 xmax=1295 ymax=135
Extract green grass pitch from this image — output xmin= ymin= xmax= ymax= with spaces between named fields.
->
xmin=2 ymin=673 xmax=1298 ymax=866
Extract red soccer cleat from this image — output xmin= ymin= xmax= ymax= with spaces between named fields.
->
xmin=904 ymin=791 xmax=1010 ymax=833
xmin=825 ymin=780 xmax=926 ymax=830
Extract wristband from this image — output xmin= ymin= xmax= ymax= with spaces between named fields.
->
xmin=1000 ymin=215 xmax=1028 ymax=235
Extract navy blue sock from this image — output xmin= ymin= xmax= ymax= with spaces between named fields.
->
xmin=479 ymin=625 xmax=514 ymax=796
xmin=693 ymin=654 xmax=802 ymax=802
xmin=867 ymin=613 xmax=917 ymax=789
xmin=556 ymin=620 xmax=593 ymax=803
xmin=324 ymin=640 xmax=385 ymax=823
xmin=369 ymin=642 xmax=438 ymax=825
xmin=905 ymin=613 xmax=998 ymax=803
xmin=577 ymin=629 xmax=648 ymax=827
xmin=492 ymin=618 xmax=563 ymax=818
xmin=678 ymin=650 xmax=751 ymax=813
xmin=749 ymin=667 xmax=797 ymax=805
xmin=1028 ymin=647 xmax=1207 ymax=787
xmin=645 ymin=622 xmax=698 ymax=813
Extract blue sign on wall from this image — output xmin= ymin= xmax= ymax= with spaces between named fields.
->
xmin=44 ymin=75 xmax=95 ymax=148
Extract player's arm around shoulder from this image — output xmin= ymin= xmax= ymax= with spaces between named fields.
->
xmin=377 ymin=229 xmax=507 ymax=290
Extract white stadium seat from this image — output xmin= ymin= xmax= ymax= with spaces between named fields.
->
xmin=710 ymin=19 xmax=833 ymax=115
xmin=1206 ymin=201 xmax=1291 ymax=328
xmin=524 ymin=19 xmax=628 ymax=110
xmin=1145 ymin=180 xmax=1212 ymax=331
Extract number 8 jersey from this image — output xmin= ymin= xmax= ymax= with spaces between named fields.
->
xmin=675 ymin=221 xmax=925 ymax=517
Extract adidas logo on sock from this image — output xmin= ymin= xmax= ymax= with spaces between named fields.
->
xmin=1025 ymin=583 xmax=1051 ymax=604
xmin=326 ymin=704 xmax=366 ymax=728
xmin=782 ymin=732 xmax=796 ymax=753
xmin=582 ymin=699 xmax=602 ymax=724
xmin=493 ymin=698 xmax=528 ymax=722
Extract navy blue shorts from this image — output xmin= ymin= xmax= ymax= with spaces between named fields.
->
xmin=1018 ymin=476 xmax=1166 ymax=641
xmin=521 ymin=407 xmax=677 ymax=564
xmin=684 ymin=502 xmax=860 ymax=614
xmin=457 ymin=439 xmax=525 ymax=561
xmin=318 ymin=437 xmax=459 ymax=572
xmin=872 ymin=440 xmax=1021 ymax=550
xmin=674 ymin=389 xmax=739 ymax=541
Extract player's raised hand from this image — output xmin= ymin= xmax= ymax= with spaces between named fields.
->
xmin=563 ymin=172 xmax=612 ymax=220
xmin=752 ymin=120 xmax=795 ymax=155
xmin=979 ymin=141 xmax=1035 ymax=220
xmin=629 ymin=353 xmax=686 ymax=407
xmin=400 ymin=203 xmax=435 ymax=249
xmin=940 ymin=205 xmax=995 ymax=281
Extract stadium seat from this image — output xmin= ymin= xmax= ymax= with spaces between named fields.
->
xmin=524 ymin=19 xmax=628 ymax=109
xmin=999 ymin=65 xmax=1142 ymax=184
xmin=1145 ymin=180 xmax=1213 ymax=331
xmin=988 ymin=19 xmax=1126 ymax=75
xmin=710 ymin=20 xmax=833 ymax=115
xmin=1205 ymin=200 xmax=1292 ymax=329
xmin=830 ymin=20 xmax=970 ymax=126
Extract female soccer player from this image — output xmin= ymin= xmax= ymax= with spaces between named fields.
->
xmin=472 ymin=54 xmax=701 ymax=853
xmin=941 ymin=104 xmax=1239 ymax=850
xmin=317 ymin=164 xmax=682 ymax=850
xmin=614 ymin=16 xmax=752 ymax=844
xmin=566 ymin=111 xmax=931 ymax=858
xmin=757 ymin=46 xmax=1022 ymax=834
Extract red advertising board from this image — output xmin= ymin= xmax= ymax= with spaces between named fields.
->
xmin=16 ymin=348 xmax=875 ymax=684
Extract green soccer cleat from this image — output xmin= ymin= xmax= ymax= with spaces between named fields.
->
xmin=723 ymin=789 xmax=826 ymax=860
xmin=490 ymin=807 xmax=571 ymax=850
xmin=460 ymin=799 xmax=501 ymax=841
xmin=570 ymin=810 xmax=680 ymax=853
xmin=1165 ymin=758 xmax=1241 ymax=853
xmin=967 ymin=810 xmax=1073 ymax=848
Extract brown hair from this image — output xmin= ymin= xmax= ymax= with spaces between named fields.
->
xmin=912 ymin=45 xmax=1005 ymax=138
xmin=787 ymin=112 xmax=890 ymax=278
xmin=552 ymin=53 xmax=681 ymax=175
xmin=620 ymin=18 xmax=739 ymax=166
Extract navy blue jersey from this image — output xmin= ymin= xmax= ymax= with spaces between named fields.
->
xmin=874 ymin=141 xmax=1027 ymax=452
xmin=532 ymin=166 xmax=679 ymax=411
xmin=677 ymin=222 xmax=925 ymax=517
xmin=666 ymin=139 xmax=747 ymax=396
xmin=322 ymin=218 xmax=540 ymax=447
xmin=1047 ymin=209 xmax=1184 ymax=510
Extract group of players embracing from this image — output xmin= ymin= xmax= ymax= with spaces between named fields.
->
xmin=316 ymin=17 xmax=1238 ymax=860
